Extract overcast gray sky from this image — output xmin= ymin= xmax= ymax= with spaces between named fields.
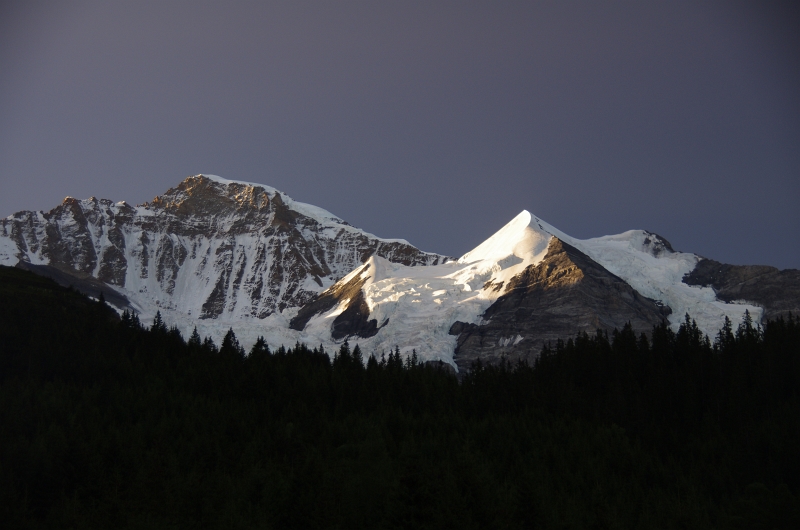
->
xmin=1 ymin=1 xmax=798 ymax=268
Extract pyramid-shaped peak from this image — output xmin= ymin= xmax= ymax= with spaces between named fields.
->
xmin=147 ymin=174 xmax=350 ymax=226
xmin=146 ymin=174 xmax=274 ymax=214
xmin=458 ymin=210 xmax=561 ymax=264
xmin=170 ymin=174 xmax=280 ymax=199
xmin=192 ymin=174 xmax=280 ymax=194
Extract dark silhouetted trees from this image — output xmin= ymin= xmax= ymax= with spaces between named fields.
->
xmin=0 ymin=265 xmax=798 ymax=528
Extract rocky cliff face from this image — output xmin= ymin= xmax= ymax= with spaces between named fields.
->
xmin=0 ymin=175 xmax=449 ymax=321
xmin=682 ymin=259 xmax=800 ymax=322
xmin=449 ymin=238 xmax=671 ymax=371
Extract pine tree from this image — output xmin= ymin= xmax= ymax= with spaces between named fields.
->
xmin=352 ymin=344 xmax=363 ymax=368
xmin=715 ymin=316 xmax=735 ymax=352
xmin=151 ymin=310 xmax=167 ymax=333
xmin=388 ymin=346 xmax=403 ymax=372
xmin=334 ymin=341 xmax=352 ymax=371
xmin=366 ymin=354 xmax=379 ymax=371
xmin=250 ymin=336 xmax=270 ymax=357
xmin=221 ymin=328 xmax=244 ymax=357
xmin=736 ymin=309 xmax=761 ymax=344
xmin=168 ymin=325 xmax=183 ymax=343
xmin=188 ymin=327 xmax=202 ymax=348
xmin=202 ymin=336 xmax=218 ymax=354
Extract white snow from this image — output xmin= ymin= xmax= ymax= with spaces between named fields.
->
xmin=0 ymin=176 xmax=443 ymax=358
xmin=0 ymin=236 xmax=19 ymax=265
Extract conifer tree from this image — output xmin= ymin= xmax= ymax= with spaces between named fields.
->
xmin=334 ymin=340 xmax=352 ymax=370
xmin=715 ymin=316 xmax=735 ymax=352
xmin=151 ymin=310 xmax=167 ymax=333
xmin=221 ymin=328 xmax=244 ymax=357
xmin=352 ymin=344 xmax=363 ymax=368
xmin=366 ymin=354 xmax=379 ymax=371
xmin=250 ymin=336 xmax=270 ymax=357
xmin=202 ymin=336 xmax=218 ymax=354
xmin=737 ymin=309 xmax=761 ymax=344
xmin=188 ymin=327 xmax=202 ymax=348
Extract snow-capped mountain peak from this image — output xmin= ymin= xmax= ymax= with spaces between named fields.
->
xmin=145 ymin=175 xmax=414 ymax=246
xmin=292 ymin=210 xmax=770 ymax=370
xmin=0 ymin=174 xmax=450 ymax=345
xmin=458 ymin=210 xmax=552 ymax=265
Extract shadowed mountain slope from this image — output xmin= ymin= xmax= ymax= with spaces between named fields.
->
xmin=449 ymin=238 xmax=670 ymax=371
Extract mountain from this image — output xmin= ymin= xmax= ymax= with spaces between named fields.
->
xmin=0 ymin=175 xmax=449 ymax=344
xmin=2 ymin=176 xmax=797 ymax=371
xmin=293 ymin=211 xmax=798 ymax=371
xmin=682 ymin=259 xmax=800 ymax=323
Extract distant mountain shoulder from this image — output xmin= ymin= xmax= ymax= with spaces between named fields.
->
xmin=683 ymin=259 xmax=800 ymax=322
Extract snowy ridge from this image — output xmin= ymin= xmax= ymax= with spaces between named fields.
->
xmin=551 ymin=225 xmax=762 ymax=340
xmin=297 ymin=211 xmax=556 ymax=365
xmin=0 ymin=175 xmax=448 ymax=351
xmin=475 ymin=212 xmax=762 ymax=341
xmin=297 ymin=210 xmax=763 ymax=369
xmin=200 ymin=175 xmax=413 ymax=246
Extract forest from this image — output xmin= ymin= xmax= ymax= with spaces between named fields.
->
xmin=0 ymin=264 xmax=798 ymax=529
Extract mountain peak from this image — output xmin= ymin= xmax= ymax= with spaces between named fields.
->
xmin=146 ymin=174 xmax=372 ymax=234
xmin=146 ymin=174 xmax=275 ymax=216
xmin=458 ymin=210 xmax=553 ymax=265
xmin=1 ymin=174 xmax=450 ymax=328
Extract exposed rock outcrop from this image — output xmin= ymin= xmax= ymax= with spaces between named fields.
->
xmin=290 ymin=258 xmax=391 ymax=340
xmin=682 ymin=259 xmax=800 ymax=322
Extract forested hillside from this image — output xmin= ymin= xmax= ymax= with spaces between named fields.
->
xmin=1 ymin=265 xmax=798 ymax=529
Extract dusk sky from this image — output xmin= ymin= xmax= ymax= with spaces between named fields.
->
xmin=1 ymin=1 xmax=798 ymax=268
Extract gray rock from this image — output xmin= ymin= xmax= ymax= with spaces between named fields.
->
xmin=682 ymin=259 xmax=800 ymax=323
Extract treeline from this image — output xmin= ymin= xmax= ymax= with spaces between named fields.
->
xmin=0 ymin=265 xmax=798 ymax=529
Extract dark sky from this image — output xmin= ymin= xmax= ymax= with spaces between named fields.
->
xmin=2 ymin=1 xmax=798 ymax=268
